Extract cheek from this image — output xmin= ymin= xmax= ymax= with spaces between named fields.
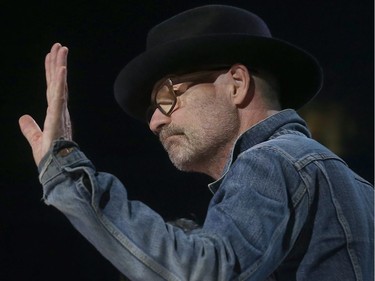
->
xmin=191 ymin=98 xmax=234 ymax=133
xmin=183 ymin=95 xmax=215 ymax=122
xmin=184 ymin=88 xmax=219 ymax=112
xmin=176 ymin=88 xmax=235 ymax=130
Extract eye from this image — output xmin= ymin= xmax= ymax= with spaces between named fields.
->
xmin=156 ymin=95 xmax=175 ymax=105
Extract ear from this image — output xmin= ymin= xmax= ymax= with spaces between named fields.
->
xmin=229 ymin=64 xmax=253 ymax=107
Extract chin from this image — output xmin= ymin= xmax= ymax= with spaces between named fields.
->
xmin=167 ymin=150 xmax=192 ymax=171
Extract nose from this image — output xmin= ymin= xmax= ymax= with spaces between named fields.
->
xmin=149 ymin=108 xmax=171 ymax=134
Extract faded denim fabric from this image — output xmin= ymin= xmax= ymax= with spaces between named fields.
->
xmin=38 ymin=109 xmax=374 ymax=281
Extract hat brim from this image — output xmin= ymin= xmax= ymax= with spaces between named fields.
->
xmin=114 ymin=34 xmax=323 ymax=121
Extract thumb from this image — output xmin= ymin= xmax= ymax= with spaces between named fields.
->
xmin=19 ymin=114 xmax=43 ymax=150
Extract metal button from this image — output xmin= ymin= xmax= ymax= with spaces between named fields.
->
xmin=58 ymin=147 xmax=74 ymax=157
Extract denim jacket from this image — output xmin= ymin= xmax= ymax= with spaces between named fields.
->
xmin=39 ymin=109 xmax=374 ymax=281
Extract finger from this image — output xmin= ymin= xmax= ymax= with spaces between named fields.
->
xmin=46 ymin=46 xmax=69 ymax=106
xmin=45 ymin=52 xmax=52 ymax=86
xmin=45 ymin=43 xmax=68 ymax=89
xmin=56 ymin=45 xmax=68 ymax=69
xmin=19 ymin=115 xmax=43 ymax=149
xmin=49 ymin=43 xmax=63 ymax=78
xmin=45 ymin=43 xmax=61 ymax=86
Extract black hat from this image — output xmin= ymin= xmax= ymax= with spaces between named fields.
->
xmin=114 ymin=5 xmax=323 ymax=121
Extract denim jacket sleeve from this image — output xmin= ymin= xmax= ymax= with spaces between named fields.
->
xmin=38 ymin=139 xmax=306 ymax=281
xmin=39 ymin=140 xmax=240 ymax=281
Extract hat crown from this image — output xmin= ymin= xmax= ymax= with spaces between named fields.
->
xmin=147 ymin=5 xmax=272 ymax=50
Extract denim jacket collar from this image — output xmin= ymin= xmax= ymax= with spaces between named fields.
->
xmin=208 ymin=109 xmax=311 ymax=193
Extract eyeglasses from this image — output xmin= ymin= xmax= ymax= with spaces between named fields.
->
xmin=146 ymin=69 xmax=228 ymax=123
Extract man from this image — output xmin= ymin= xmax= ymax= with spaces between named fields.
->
xmin=19 ymin=5 xmax=373 ymax=281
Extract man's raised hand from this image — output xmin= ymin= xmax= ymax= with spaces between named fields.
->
xmin=19 ymin=43 xmax=72 ymax=166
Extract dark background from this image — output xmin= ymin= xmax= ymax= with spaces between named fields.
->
xmin=0 ymin=0 xmax=373 ymax=280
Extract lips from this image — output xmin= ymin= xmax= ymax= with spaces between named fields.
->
xmin=159 ymin=127 xmax=186 ymax=152
xmin=160 ymin=133 xmax=184 ymax=145
xmin=159 ymin=126 xmax=184 ymax=143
